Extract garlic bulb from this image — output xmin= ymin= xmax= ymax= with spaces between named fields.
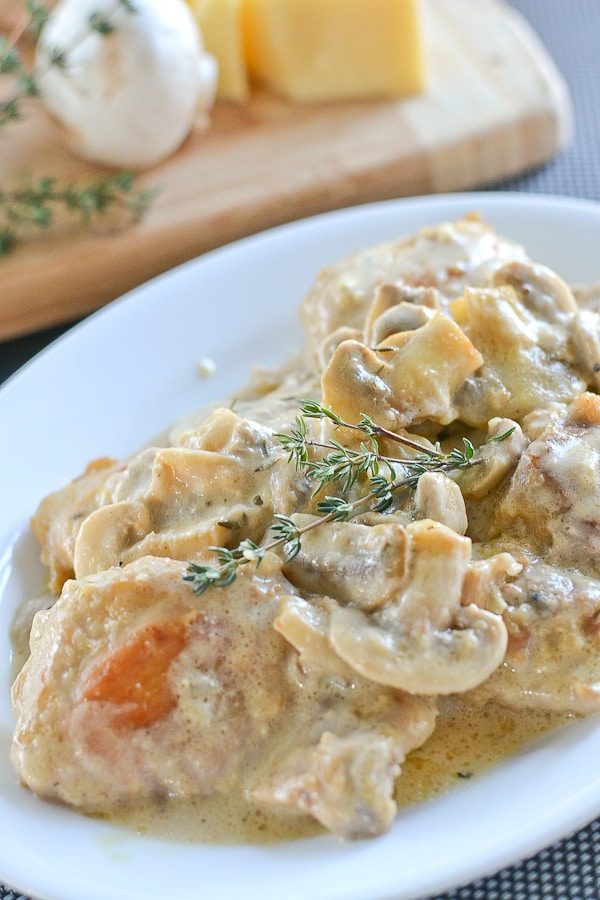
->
xmin=35 ymin=0 xmax=218 ymax=169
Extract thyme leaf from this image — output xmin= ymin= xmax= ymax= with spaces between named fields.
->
xmin=0 ymin=172 xmax=155 ymax=253
xmin=276 ymin=401 xmax=473 ymax=494
xmin=269 ymin=514 xmax=302 ymax=562
xmin=298 ymin=399 xmax=445 ymax=457
xmin=25 ymin=1 xmax=51 ymax=39
xmin=184 ymin=402 xmax=513 ymax=596
xmin=0 ymin=0 xmax=152 ymax=253
xmin=88 ymin=1 xmax=137 ymax=34
xmin=184 ymin=520 xmax=302 ymax=597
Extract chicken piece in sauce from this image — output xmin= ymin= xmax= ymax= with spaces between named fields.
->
xmin=299 ymin=213 xmax=527 ymax=365
xmin=13 ymin=213 xmax=600 ymax=842
xmin=30 ymin=456 xmax=122 ymax=593
xmin=31 ymin=407 xmax=309 ymax=587
xmin=498 ymin=393 xmax=600 ymax=575
xmin=468 ymin=560 xmax=600 ymax=715
xmin=11 ymin=553 xmax=436 ymax=838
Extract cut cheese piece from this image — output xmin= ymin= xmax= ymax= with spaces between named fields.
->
xmin=186 ymin=0 xmax=249 ymax=101
xmin=242 ymin=0 xmax=426 ymax=102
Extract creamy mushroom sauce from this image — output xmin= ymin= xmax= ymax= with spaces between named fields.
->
xmin=107 ymin=700 xmax=571 ymax=844
xmin=9 ymin=214 xmax=600 ymax=843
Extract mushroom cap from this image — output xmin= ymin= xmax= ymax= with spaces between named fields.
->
xmin=35 ymin=0 xmax=217 ymax=169
xmin=326 ymin=519 xmax=513 ymax=695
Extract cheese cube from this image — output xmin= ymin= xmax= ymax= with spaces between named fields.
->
xmin=186 ymin=0 xmax=249 ymax=101
xmin=242 ymin=0 xmax=426 ymax=102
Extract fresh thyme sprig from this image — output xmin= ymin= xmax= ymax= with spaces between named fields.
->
xmin=184 ymin=402 xmax=514 ymax=596
xmin=1 ymin=1 xmax=65 ymax=125
xmin=0 ymin=171 xmax=154 ymax=253
xmin=184 ymin=515 xmax=304 ymax=597
xmin=277 ymin=400 xmax=474 ymax=496
xmin=0 ymin=19 xmax=41 ymax=127
xmin=88 ymin=0 xmax=138 ymax=36
xmin=298 ymin=398 xmax=446 ymax=457
xmin=185 ymin=503 xmax=371 ymax=597
xmin=0 ymin=0 xmax=137 ymax=120
xmin=278 ymin=414 xmax=389 ymax=494
xmin=0 ymin=0 xmax=151 ymax=253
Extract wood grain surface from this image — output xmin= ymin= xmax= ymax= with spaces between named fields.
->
xmin=0 ymin=0 xmax=572 ymax=340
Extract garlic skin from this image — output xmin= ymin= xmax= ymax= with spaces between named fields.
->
xmin=35 ymin=0 xmax=218 ymax=169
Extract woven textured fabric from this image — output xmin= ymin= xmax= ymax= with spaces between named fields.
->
xmin=496 ymin=0 xmax=600 ymax=201
xmin=3 ymin=2 xmax=600 ymax=898
xmin=430 ymin=819 xmax=600 ymax=900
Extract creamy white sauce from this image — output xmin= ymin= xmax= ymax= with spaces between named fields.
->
xmin=102 ymin=697 xmax=574 ymax=845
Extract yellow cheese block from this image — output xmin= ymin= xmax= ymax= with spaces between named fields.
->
xmin=186 ymin=0 xmax=249 ymax=101
xmin=242 ymin=0 xmax=426 ymax=102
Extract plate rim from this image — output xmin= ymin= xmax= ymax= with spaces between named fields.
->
xmin=2 ymin=191 xmax=600 ymax=900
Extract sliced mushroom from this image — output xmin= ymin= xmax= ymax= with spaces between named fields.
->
xmin=283 ymin=516 xmax=407 ymax=611
xmin=298 ymin=213 xmax=526 ymax=363
xmin=274 ymin=594 xmax=359 ymax=679
xmin=413 ymin=471 xmax=468 ymax=534
xmin=455 ymin=417 xmax=527 ymax=501
xmin=453 ymin=286 xmax=586 ymax=428
xmin=460 ymin=553 xmax=522 ymax=615
xmin=327 ymin=519 xmax=511 ymax=695
xmin=492 ymin=260 xmax=578 ymax=319
xmin=370 ymin=302 xmax=436 ymax=348
xmin=365 ymin=284 xmax=440 ymax=346
xmin=72 ymin=407 xmax=308 ymax=574
xmin=321 ymin=313 xmax=483 ymax=431
xmin=73 ymin=500 xmax=151 ymax=577
xmin=317 ymin=326 xmax=363 ymax=371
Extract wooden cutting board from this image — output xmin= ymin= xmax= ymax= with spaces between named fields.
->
xmin=0 ymin=0 xmax=572 ymax=341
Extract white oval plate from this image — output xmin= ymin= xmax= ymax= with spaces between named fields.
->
xmin=2 ymin=193 xmax=600 ymax=900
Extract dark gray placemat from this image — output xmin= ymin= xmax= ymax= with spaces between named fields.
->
xmin=495 ymin=0 xmax=600 ymax=202
xmin=4 ymin=2 xmax=600 ymax=898
xmin=430 ymin=820 xmax=600 ymax=899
